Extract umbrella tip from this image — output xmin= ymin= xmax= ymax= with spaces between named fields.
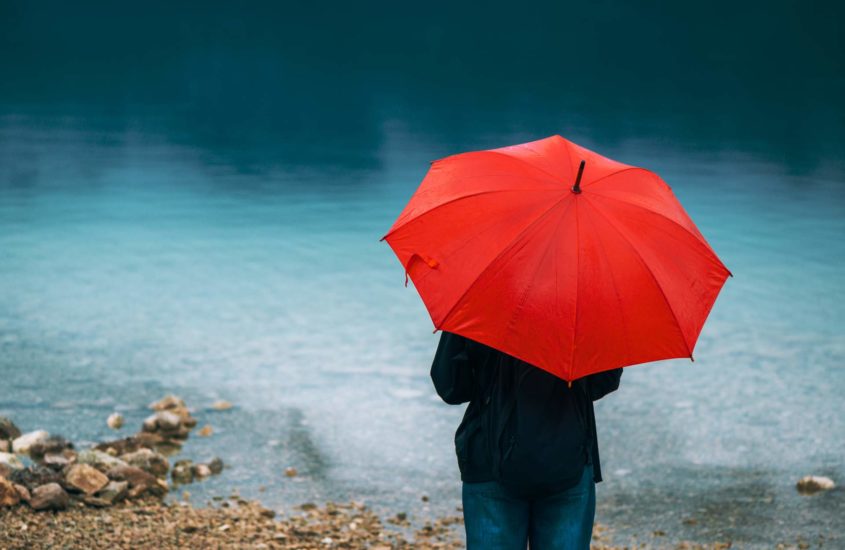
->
xmin=571 ymin=160 xmax=586 ymax=194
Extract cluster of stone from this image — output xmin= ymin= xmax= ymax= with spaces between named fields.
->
xmin=0 ymin=395 xmax=225 ymax=513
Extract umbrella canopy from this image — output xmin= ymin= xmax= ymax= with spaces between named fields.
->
xmin=383 ymin=135 xmax=731 ymax=382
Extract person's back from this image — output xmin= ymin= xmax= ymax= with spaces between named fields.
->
xmin=431 ymin=331 xmax=622 ymax=549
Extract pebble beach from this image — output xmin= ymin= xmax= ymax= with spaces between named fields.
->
xmin=0 ymin=395 xmax=463 ymax=549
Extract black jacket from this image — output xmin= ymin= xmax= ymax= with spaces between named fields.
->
xmin=431 ymin=331 xmax=622 ymax=496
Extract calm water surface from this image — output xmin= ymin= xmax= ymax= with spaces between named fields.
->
xmin=1 ymin=3 xmax=843 ymax=547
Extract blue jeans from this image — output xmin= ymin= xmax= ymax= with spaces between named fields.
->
xmin=462 ymin=464 xmax=595 ymax=550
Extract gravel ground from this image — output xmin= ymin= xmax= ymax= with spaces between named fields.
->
xmin=0 ymin=496 xmax=466 ymax=549
xmin=0 ymin=495 xmax=743 ymax=550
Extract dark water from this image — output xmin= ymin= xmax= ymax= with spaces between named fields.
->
xmin=1 ymin=2 xmax=843 ymax=547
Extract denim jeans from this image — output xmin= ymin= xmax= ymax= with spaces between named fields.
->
xmin=462 ymin=464 xmax=595 ymax=550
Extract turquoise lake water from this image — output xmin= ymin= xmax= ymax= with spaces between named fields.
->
xmin=1 ymin=3 xmax=843 ymax=547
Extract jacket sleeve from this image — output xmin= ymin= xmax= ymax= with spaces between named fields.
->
xmin=585 ymin=368 xmax=623 ymax=401
xmin=430 ymin=331 xmax=476 ymax=405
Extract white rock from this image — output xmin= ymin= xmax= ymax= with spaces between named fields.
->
xmin=143 ymin=411 xmax=181 ymax=432
xmin=192 ymin=463 xmax=212 ymax=478
xmin=155 ymin=411 xmax=182 ymax=431
xmin=0 ymin=452 xmax=24 ymax=470
xmin=107 ymin=413 xmax=124 ymax=430
xmin=796 ymin=475 xmax=835 ymax=494
xmin=12 ymin=430 xmax=49 ymax=455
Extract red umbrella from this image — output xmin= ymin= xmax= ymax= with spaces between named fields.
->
xmin=382 ymin=135 xmax=731 ymax=382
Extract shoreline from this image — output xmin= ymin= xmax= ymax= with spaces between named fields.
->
xmin=0 ymin=395 xmax=816 ymax=549
xmin=0 ymin=394 xmax=463 ymax=548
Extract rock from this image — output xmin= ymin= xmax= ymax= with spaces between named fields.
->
xmin=13 ymin=483 xmax=30 ymax=503
xmin=11 ymin=430 xmax=49 ymax=455
xmin=181 ymin=415 xmax=198 ymax=428
xmin=0 ymin=477 xmax=20 ymax=507
xmin=65 ymin=464 xmax=110 ymax=495
xmin=259 ymin=507 xmax=276 ymax=519
xmin=146 ymin=438 xmax=182 ymax=457
xmin=142 ymin=414 xmax=159 ymax=432
xmin=103 ymin=432 xmax=178 ymax=454
xmin=0 ymin=417 xmax=22 ymax=442
xmin=132 ymin=432 xmax=167 ymax=448
xmin=42 ymin=452 xmax=74 ymax=470
xmin=84 ymin=480 xmax=128 ymax=506
xmin=94 ymin=437 xmax=145 ymax=456
xmin=9 ymin=465 xmax=63 ymax=491
xmin=0 ymin=463 xmax=10 ymax=479
xmin=76 ymin=449 xmax=128 ymax=472
xmin=149 ymin=395 xmax=186 ymax=411
xmin=144 ymin=410 xmax=182 ymax=432
xmin=166 ymin=425 xmax=192 ymax=440
xmin=120 ymin=448 xmax=169 ymax=478
xmin=30 ymin=482 xmax=69 ymax=511
xmin=192 ymin=463 xmax=212 ymax=479
xmin=28 ymin=435 xmax=73 ymax=460
xmin=0 ymin=451 xmax=24 ymax=471
xmin=0 ymin=440 xmax=10 ymax=453
xmin=143 ymin=396 xmax=199 ymax=441
xmin=171 ymin=460 xmax=194 ymax=485
xmin=197 ymin=425 xmax=213 ymax=437
xmin=107 ymin=413 xmax=124 ymax=430
xmin=797 ymin=475 xmax=835 ymax=494
xmin=208 ymin=457 xmax=224 ymax=475
xmin=285 ymin=467 xmax=298 ymax=477
xmin=106 ymin=465 xmax=168 ymax=499
xmin=149 ymin=395 xmax=196 ymax=425
xmin=212 ymin=400 xmax=233 ymax=411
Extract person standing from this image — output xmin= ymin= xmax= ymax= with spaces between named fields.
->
xmin=431 ymin=331 xmax=622 ymax=549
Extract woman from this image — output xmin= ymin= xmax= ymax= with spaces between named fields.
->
xmin=431 ymin=331 xmax=622 ymax=549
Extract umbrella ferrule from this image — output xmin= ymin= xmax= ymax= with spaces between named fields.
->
xmin=571 ymin=160 xmax=586 ymax=194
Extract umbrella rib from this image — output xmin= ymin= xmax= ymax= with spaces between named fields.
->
xmin=437 ymin=193 xmax=573 ymax=329
xmin=504 ymin=199 xmax=575 ymax=340
xmin=581 ymin=166 xmax=646 ymax=190
xmin=568 ymin=199 xmax=580 ymax=381
xmin=582 ymin=196 xmax=694 ymax=359
xmin=382 ymin=187 xmax=558 ymax=241
xmin=585 ymin=191 xmax=724 ymax=260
